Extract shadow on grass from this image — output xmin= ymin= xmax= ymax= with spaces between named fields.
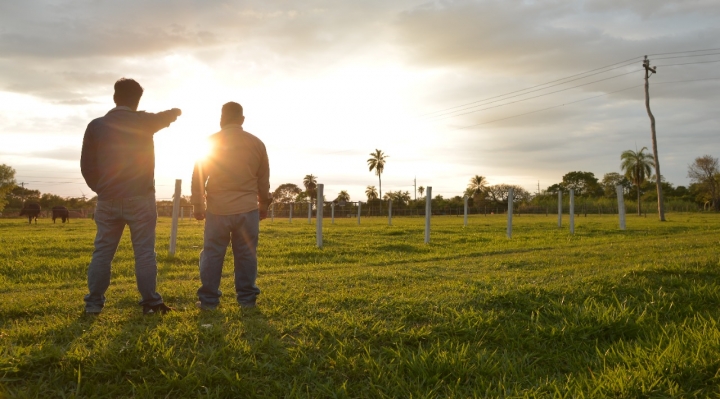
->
xmin=452 ymin=260 xmax=720 ymax=394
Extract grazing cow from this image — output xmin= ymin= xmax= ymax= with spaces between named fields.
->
xmin=19 ymin=202 xmax=41 ymax=224
xmin=52 ymin=206 xmax=70 ymax=223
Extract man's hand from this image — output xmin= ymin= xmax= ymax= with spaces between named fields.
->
xmin=259 ymin=208 xmax=267 ymax=221
xmin=194 ymin=211 xmax=205 ymax=221
xmin=171 ymin=108 xmax=182 ymax=117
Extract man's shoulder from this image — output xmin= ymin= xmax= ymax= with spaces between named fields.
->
xmin=241 ymin=130 xmax=266 ymax=147
xmin=86 ymin=115 xmax=106 ymax=131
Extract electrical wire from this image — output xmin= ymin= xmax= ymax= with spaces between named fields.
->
xmin=647 ymin=47 xmax=720 ymax=56
xmin=423 ymin=49 xmax=720 ymax=120
xmin=426 ymin=63 xmax=643 ymax=120
xmin=421 ymin=56 xmax=643 ymax=117
xmin=431 ymin=69 xmax=642 ymax=121
xmin=655 ymin=60 xmax=720 ymax=67
xmin=453 ymin=77 xmax=720 ymax=130
xmin=652 ymin=52 xmax=720 ymax=61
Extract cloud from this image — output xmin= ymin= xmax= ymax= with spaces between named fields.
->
xmin=392 ymin=0 xmax=720 ymax=76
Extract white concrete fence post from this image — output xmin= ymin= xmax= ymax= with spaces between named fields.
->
xmin=331 ymin=202 xmax=335 ymax=224
xmin=557 ymin=191 xmax=562 ymax=227
xmin=616 ymin=185 xmax=626 ymax=230
xmin=169 ymin=179 xmax=181 ymax=256
xmin=463 ymin=195 xmax=468 ymax=227
xmin=388 ymin=199 xmax=392 ymax=226
xmin=569 ymin=189 xmax=575 ymax=235
xmin=271 ymin=203 xmax=274 ymax=222
xmin=425 ymin=186 xmax=432 ymax=244
xmin=307 ymin=199 xmax=312 ymax=224
xmin=357 ymin=201 xmax=361 ymax=225
xmin=316 ymin=184 xmax=323 ymax=248
xmin=507 ymin=187 xmax=514 ymax=239
xmin=289 ymin=202 xmax=293 ymax=223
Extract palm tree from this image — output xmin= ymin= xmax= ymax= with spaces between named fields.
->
xmin=336 ymin=190 xmax=350 ymax=202
xmin=365 ymin=185 xmax=378 ymax=202
xmin=620 ymin=147 xmax=654 ymax=215
xmin=467 ymin=175 xmax=488 ymax=208
xmin=467 ymin=175 xmax=487 ymax=196
xmin=303 ymin=174 xmax=317 ymax=208
xmin=418 ymin=186 xmax=425 ymax=198
xmin=367 ymin=149 xmax=388 ymax=201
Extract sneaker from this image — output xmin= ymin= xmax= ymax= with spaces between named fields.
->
xmin=239 ymin=302 xmax=256 ymax=309
xmin=143 ymin=303 xmax=173 ymax=315
xmin=85 ymin=309 xmax=101 ymax=316
xmin=195 ymin=301 xmax=218 ymax=311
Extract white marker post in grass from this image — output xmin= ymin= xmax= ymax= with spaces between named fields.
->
xmin=270 ymin=203 xmax=274 ymax=222
xmin=425 ymin=186 xmax=432 ymax=243
xmin=169 ymin=179 xmax=181 ymax=256
xmin=557 ymin=191 xmax=562 ymax=227
xmin=463 ymin=195 xmax=468 ymax=227
xmin=569 ymin=189 xmax=575 ymax=234
xmin=357 ymin=201 xmax=362 ymax=225
xmin=307 ymin=200 xmax=312 ymax=224
xmin=616 ymin=185 xmax=626 ymax=230
xmin=388 ymin=200 xmax=393 ymax=226
xmin=506 ymin=187 xmax=514 ymax=239
xmin=331 ymin=202 xmax=335 ymax=224
xmin=289 ymin=202 xmax=293 ymax=223
xmin=316 ymin=184 xmax=323 ymax=248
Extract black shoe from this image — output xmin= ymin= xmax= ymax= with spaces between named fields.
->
xmin=143 ymin=303 xmax=173 ymax=315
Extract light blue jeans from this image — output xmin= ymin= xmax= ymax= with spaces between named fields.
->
xmin=84 ymin=194 xmax=163 ymax=312
xmin=197 ymin=210 xmax=261 ymax=307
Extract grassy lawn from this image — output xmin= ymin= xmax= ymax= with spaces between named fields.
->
xmin=1 ymin=213 xmax=720 ymax=398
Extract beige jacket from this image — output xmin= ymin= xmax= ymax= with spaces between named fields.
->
xmin=191 ymin=125 xmax=271 ymax=215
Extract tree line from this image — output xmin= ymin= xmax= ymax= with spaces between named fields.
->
xmin=1 ymin=151 xmax=717 ymax=215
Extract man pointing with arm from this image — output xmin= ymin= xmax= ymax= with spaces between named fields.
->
xmin=192 ymin=102 xmax=271 ymax=310
xmin=81 ymin=78 xmax=181 ymax=315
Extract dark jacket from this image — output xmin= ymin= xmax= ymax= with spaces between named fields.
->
xmin=81 ymin=107 xmax=178 ymax=200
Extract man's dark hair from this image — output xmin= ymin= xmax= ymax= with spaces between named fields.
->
xmin=220 ymin=102 xmax=244 ymax=127
xmin=113 ymin=78 xmax=144 ymax=107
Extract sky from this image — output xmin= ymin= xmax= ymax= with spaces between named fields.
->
xmin=1 ymin=0 xmax=718 ymax=202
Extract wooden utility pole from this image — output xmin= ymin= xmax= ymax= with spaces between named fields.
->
xmin=643 ymin=55 xmax=665 ymax=221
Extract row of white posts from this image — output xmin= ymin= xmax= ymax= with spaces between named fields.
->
xmin=168 ymin=180 xmax=629 ymax=253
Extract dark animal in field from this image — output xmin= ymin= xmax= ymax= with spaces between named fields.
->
xmin=19 ymin=203 xmax=41 ymax=224
xmin=52 ymin=206 xmax=70 ymax=223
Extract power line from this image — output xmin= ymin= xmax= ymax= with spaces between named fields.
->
xmin=16 ymin=175 xmax=86 ymax=180
xmin=453 ymin=77 xmax=720 ymax=130
xmin=15 ymin=180 xmax=88 ymax=185
xmin=432 ymin=69 xmax=642 ymax=121
xmin=655 ymin=59 xmax=720 ymax=67
xmin=647 ymin=47 xmax=720 ymax=56
xmin=421 ymin=56 xmax=643 ymax=117
xmin=652 ymin=52 xmax=720 ymax=61
xmin=422 ymin=49 xmax=720 ymax=120
xmin=426 ymin=63 xmax=642 ymax=120
xmin=429 ymin=58 xmax=720 ymax=122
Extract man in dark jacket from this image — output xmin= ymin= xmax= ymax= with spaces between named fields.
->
xmin=81 ymin=78 xmax=181 ymax=315
xmin=192 ymin=102 xmax=271 ymax=310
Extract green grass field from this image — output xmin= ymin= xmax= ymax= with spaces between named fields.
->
xmin=1 ymin=213 xmax=720 ymax=398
